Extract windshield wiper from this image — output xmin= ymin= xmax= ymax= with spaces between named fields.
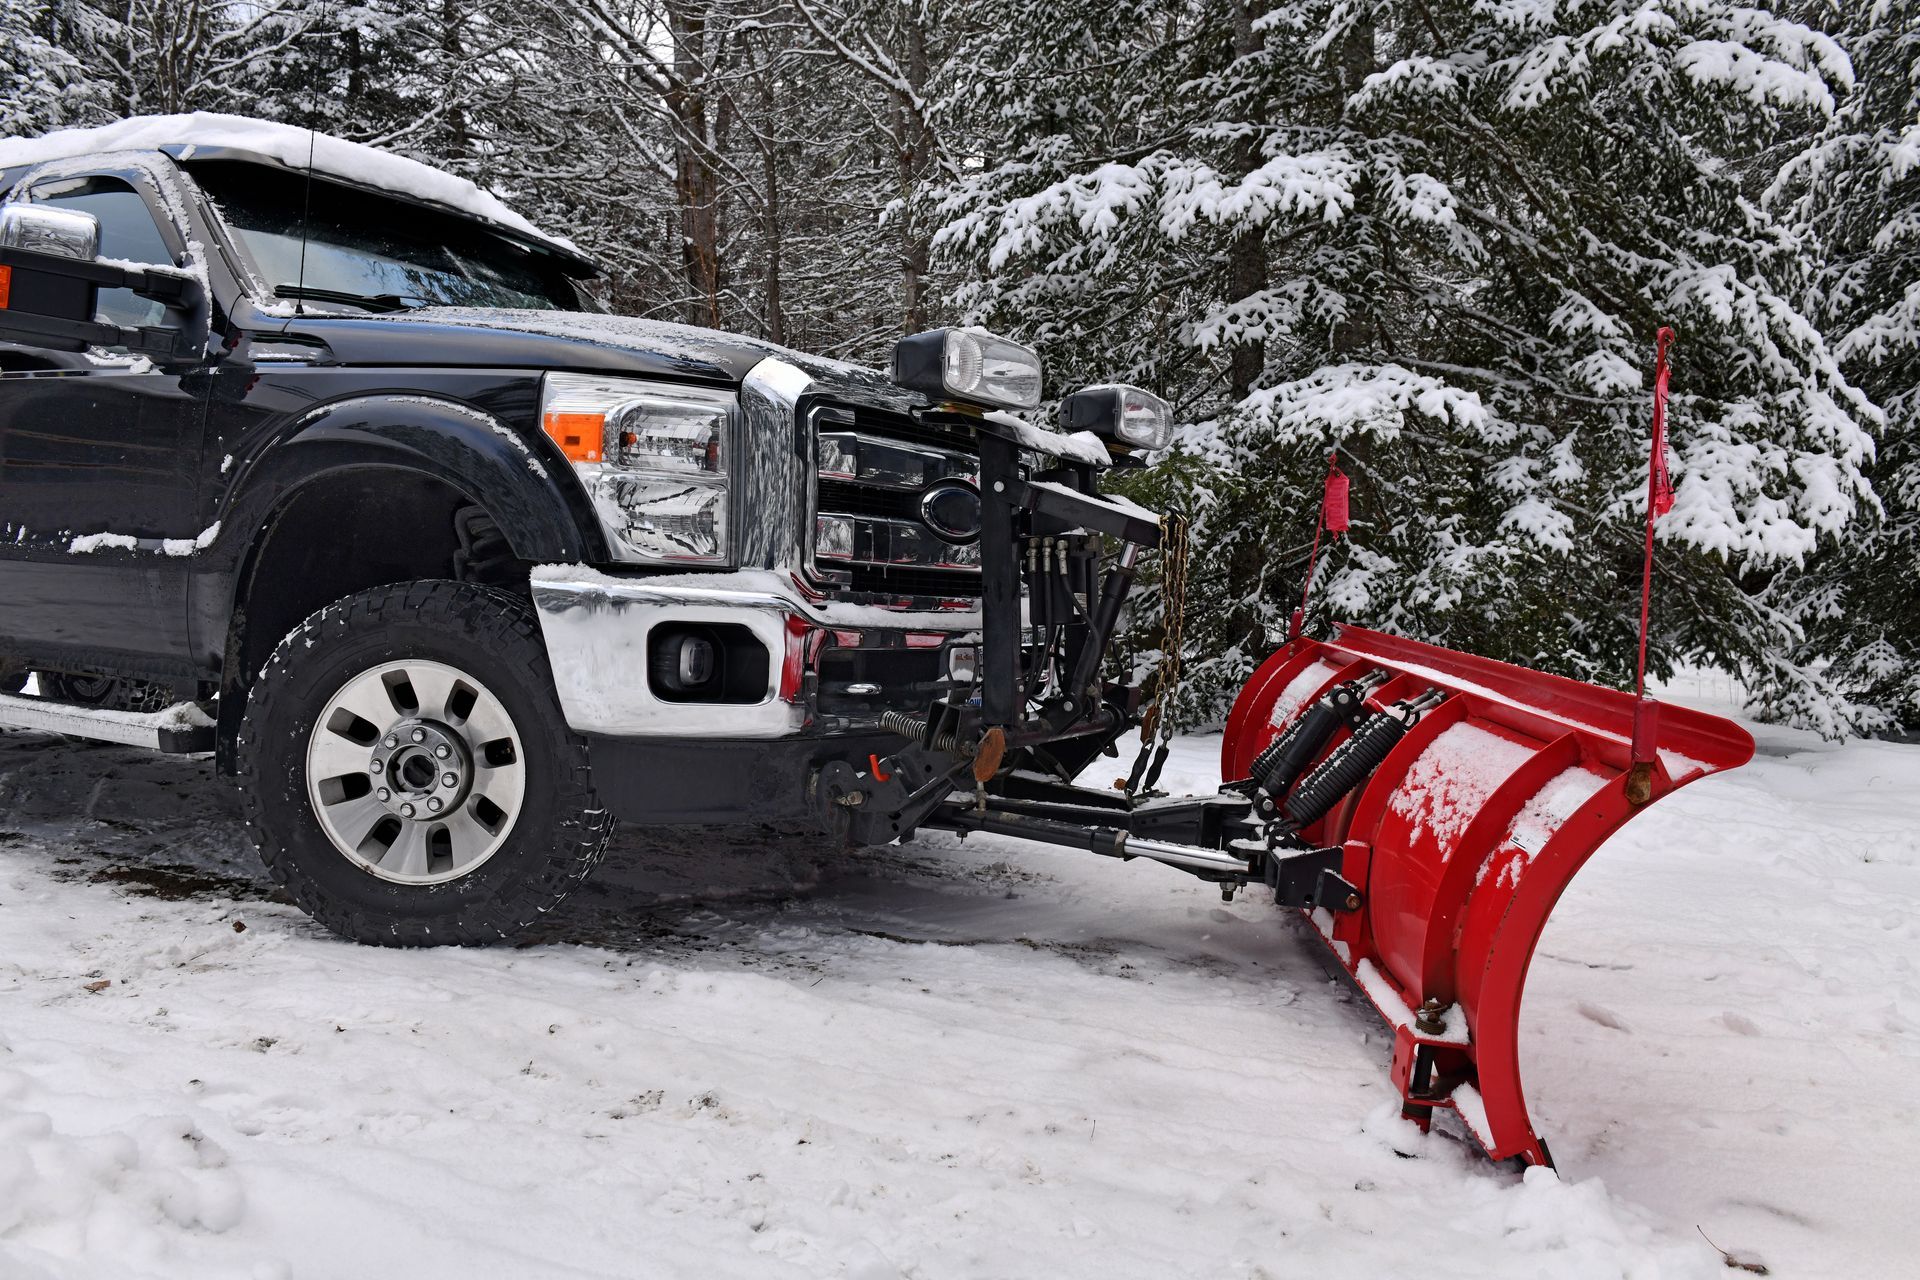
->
xmin=273 ymin=284 xmax=419 ymax=313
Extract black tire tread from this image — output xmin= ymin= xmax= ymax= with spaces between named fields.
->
xmin=235 ymin=580 xmax=613 ymax=946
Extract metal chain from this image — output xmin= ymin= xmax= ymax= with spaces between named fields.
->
xmin=1125 ymin=512 xmax=1190 ymax=795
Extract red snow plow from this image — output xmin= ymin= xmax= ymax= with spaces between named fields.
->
xmin=826 ymin=337 xmax=1749 ymax=1165
xmin=1219 ymin=625 xmax=1753 ymax=1164
xmin=904 ymin=619 xmax=1751 ymax=1167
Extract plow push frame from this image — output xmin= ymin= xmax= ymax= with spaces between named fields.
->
xmin=816 ymin=372 xmax=1753 ymax=1168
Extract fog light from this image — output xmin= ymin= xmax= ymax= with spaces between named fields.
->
xmin=677 ymin=635 xmax=716 ymax=686
xmin=651 ymin=628 xmax=720 ymax=696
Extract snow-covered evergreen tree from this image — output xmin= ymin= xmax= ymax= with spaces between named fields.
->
xmin=937 ymin=0 xmax=1880 ymax=729
xmin=1767 ymin=0 xmax=1920 ymax=733
xmin=0 ymin=1 xmax=99 ymax=136
xmin=0 ymin=0 xmax=1903 ymax=735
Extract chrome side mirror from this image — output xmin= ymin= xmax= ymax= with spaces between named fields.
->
xmin=0 ymin=204 xmax=101 ymax=261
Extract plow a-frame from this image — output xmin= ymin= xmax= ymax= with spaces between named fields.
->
xmin=814 ymin=377 xmax=1750 ymax=1168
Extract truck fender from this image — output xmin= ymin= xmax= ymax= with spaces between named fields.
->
xmin=198 ymin=393 xmax=608 ymax=769
xmin=210 ymin=392 xmax=605 ymax=572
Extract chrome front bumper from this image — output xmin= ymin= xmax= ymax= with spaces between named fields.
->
xmin=530 ymin=567 xmax=979 ymax=739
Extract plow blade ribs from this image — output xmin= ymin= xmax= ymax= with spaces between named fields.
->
xmin=1222 ymin=625 xmax=1753 ymax=1165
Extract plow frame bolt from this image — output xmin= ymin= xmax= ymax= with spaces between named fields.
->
xmin=1414 ymin=997 xmax=1451 ymax=1037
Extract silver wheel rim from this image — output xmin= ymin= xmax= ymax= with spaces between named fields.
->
xmin=304 ymin=659 xmax=527 ymax=885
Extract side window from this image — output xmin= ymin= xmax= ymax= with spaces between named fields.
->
xmin=28 ymin=175 xmax=177 ymax=330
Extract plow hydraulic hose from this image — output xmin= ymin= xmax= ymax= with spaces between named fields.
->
xmin=1276 ymin=689 xmax=1445 ymax=833
xmin=1245 ymin=670 xmax=1390 ymax=802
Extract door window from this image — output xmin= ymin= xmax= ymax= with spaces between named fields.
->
xmin=28 ymin=175 xmax=177 ymax=329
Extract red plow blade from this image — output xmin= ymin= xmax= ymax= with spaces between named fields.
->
xmin=1223 ymin=625 xmax=1754 ymax=1165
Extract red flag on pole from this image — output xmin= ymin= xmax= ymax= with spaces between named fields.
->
xmin=1650 ymin=327 xmax=1675 ymax=518
xmin=1630 ymin=327 xmax=1676 ymax=789
xmin=1288 ymin=452 xmax=1348 ymax=640
xmin=1322 ymin=459 xmax=1350 ymax=533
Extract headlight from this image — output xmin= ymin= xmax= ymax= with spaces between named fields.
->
xmin=541 ymin=373 xmax=733 ymax=564
xmin=891 ymin=327 xmax=1043 ymax=411
xmin=1058 ymin=383 xmax=1173 ymax=451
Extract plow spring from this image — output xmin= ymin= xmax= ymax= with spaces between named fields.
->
xmin=935 ymin=623 xmax=1752 ymax=1167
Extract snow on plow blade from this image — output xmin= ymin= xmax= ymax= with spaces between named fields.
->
xmin=1222 ymin=625 xmax=1753 ymax=1165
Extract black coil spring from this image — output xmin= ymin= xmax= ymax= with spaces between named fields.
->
xmin=1282 ymin=711 xmax=1412 ymax=829
xmin=1248 ymin=698 xmax=1343 ymax=796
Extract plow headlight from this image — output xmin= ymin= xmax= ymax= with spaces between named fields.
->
xmin=541 ymin=373 xmax=734 ymax=565
xmin=891 ymin=327 xmax=1043 ymax=411
xmin=1059 ymin=384 xmax=1174 ymax=451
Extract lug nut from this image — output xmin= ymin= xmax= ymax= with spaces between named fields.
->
xmin=384 ymin=735 xmax=398 ymax=748
xmin=411 ymin=728 xmax=426 ymax=743
xmin=443 ymin=773 xmax=459 ymax=788
xmin=427 ymin=797 xmax=443 ymax=812
xmin=434 ymin=744 xmax=450 ymax=759
xmin=369 ymin=759 xmax=384 ymax=774
xmin=400 ymin=802 xmax=416 ymax=818
xmin=377 ymin=788 xmax=390 ymax=801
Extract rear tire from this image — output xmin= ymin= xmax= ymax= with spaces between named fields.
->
xmin=40 ymin=670 xmax=170 ymax=711
xmin=237 ymin=580 xmax=613 ymax=946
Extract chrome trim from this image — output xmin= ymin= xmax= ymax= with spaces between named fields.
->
xmin=531 ymin=575 xmax=802 ymax=738
xmin=815 ymin=512 xmax=983 ymax=570
xmin=816 ymin=430 xmax=979 ymax=489
xmin=804 ymin=402 xmax=986 ymax=592
xmin=530 ymin=567 xmax=982 ymax=738
xmin=736 ymin=357 xmax=814 ymax=573
xmin=0 ymin=203 xmax=101 ymax=260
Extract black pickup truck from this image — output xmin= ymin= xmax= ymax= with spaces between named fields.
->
xmin=0 ymin=116 xmax=1185 ymax=946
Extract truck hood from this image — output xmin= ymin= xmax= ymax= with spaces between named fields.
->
xmin=277 ymin=306 xmax=1114 ymax=467
xmin=303 ymin=306 xmax=897 ymax=392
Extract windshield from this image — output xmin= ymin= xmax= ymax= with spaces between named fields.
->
xmin=186 ymin=160 xmax=588 ymax=312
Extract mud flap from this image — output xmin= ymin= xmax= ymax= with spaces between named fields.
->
xmin=1223 ymin=625 xmax=1753 ymax=1165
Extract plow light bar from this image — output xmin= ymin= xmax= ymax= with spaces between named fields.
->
xmin=1059 ymin=383 xmax=1173 ymax=451
xmin=891 ymin=327 xmax=1043 ymax=411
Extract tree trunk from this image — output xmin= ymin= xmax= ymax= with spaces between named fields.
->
xmin=440 ymin=0 xmax=470 ymax=163
xmin=896 ymin=14 xmax=931 ymax=334
xmin=758 ymin=57 xmax=785 ymax=346
xmin=666 ymin=1 xmax=724 ymax=328
xmin=346 ymin=25 xmax=365 ymax=106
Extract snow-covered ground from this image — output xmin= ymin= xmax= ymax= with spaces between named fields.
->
xmin=2 ymin=677 xmax=1915 ymax=1278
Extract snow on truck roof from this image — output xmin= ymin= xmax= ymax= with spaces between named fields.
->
xmin=0 ymin=112 xmax=585 ymax=262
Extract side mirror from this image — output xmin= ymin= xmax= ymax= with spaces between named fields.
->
xmin=0 ymin=204 xmax=102 ymax=262
xmin=0 ymin=203 xmax=205 ymax=362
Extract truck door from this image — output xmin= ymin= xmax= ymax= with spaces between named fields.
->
xmin=0 ymin=165 xmax=209 ymax=668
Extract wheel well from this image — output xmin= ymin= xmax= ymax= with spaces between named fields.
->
xmin=219 ymin=468 xmax=527 ymax=770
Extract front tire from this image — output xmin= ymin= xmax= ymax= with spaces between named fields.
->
xmin=237 ymin=580 xmax=613 ymax=946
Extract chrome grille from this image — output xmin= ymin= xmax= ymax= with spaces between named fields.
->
xmin=808 ymin=403 xmax=984 ymax=598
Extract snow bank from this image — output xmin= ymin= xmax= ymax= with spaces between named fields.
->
xmin=0 ymin=113 xmax=578 ymax=256
xmin=2 ymin=702 xmax=1915 ymax=1276
xmin=0 ymin=1080 xmax=249 ymax=1276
